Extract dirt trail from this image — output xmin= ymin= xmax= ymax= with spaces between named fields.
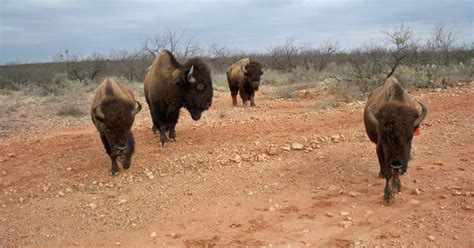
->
xmin=1 ymin=85 xmax=473 ymax=247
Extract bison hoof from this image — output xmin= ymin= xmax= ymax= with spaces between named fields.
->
xmin=109 ymin=170 xmax=119 ymax=176
xmin=152 ymin=126 xmax=158 ymax=134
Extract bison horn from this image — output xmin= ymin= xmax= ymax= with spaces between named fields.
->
xmin=366 ymin=108 xmax=379 ymax=128
xmin=414 ymin=101 xmax=428 ymax=127
xmin=241 ymin=63 xmax=248 ymax=74
xmin=132 ymin=100 xmax=142 ymax=116
xmin=93 ymin=104 xmax=105 ymax=121
xmin=187 ymin=65 xmax=196 ymax=83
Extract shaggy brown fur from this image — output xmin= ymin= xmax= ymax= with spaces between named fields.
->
xmin=91 ymin=77 xmax=142 ymax=176
xmin=144 ymin=50 xmax=213 ymax=146
xmin=364 ymin=76 xmax=427 ymax=204
xmin=226 ymin=58 xmax=264 ymax=107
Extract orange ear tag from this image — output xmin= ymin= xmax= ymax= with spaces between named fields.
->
xmin=413 ymin=128 xmax=420 ymax=136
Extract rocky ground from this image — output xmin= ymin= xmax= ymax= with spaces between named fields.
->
xmin=0 ymin=84 xmax=473 ymax=247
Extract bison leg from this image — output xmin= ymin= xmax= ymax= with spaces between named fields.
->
xmin=109 ymin=156 xmax=120 ymax=176
xmin=122 ymin=133 xmax=135 ymax=170
xmin=99 ymin=133 xmax=119 ymax=176
xmin=384 ymin=176 xmax=394 ymax=204
xmin=250 ymin=91 xmax=256 ymax=107
xmin=168 ymin=124 xmax=177 ymax=141
xmin=158 ymin=126 xmax=169 ymax=147
xmin=376 ymin=145 xmax=385 ymax=178
xmin=230 ymin=86 xmax=238 ymax=107
xmin=392 ymin=174 xmax=402 ymax=193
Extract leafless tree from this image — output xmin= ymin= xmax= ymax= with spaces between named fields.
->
xmin=381 ymin=23 xmax=418 ymax=79
xmin=268 ymin=37 xmax=302 ymax=72
xmin=428 ymin=24 xmax=461 ymax=65
xmin=182 ymin=36 xmax=201 ymax=57
xmin=87 ymin=52 xmax=106 ymax=81
xmin=317 ymin=40 xmax=339 ymax=72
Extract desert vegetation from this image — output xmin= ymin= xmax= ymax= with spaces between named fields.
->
xmin=0 ymin=24 xmax=472 ymax=133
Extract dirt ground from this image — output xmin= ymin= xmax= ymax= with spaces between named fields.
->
xmin=0 ymin=84 xmax=473 ymax=247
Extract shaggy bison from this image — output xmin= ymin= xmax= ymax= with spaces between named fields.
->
xmin=226 ymin=58 xmax=264 ymax=107
xmin=91 ymin=78 xmax=142 ymax=176
xmin=364 ymin=77 xmax=427 ymax=204
xmin=144 ymin=50 xmax=213 ymax=146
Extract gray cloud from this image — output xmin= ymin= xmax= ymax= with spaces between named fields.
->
xmin=1 ymin=0 xmax=472 ymax=63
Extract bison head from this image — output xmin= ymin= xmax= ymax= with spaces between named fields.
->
xmin=93 ymin=99 xmax=142 ymax=155
xmin=241 ymin=61 xmax=264 ymax=90
xmin=366 ymin=101 xmax=427 ymax=175
xmin=179 ymin=59 xmax=213 ymax=121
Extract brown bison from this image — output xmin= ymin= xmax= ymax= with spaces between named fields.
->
xmin=364 ymin=77 xmax=427 ymax=204
xmin=144 ymin=50 xmax=213 ymax=146
xmin=91 ymin=77 xmax=142 ymax=176
xmin=226 ymin=58 xmax=264 ymax=107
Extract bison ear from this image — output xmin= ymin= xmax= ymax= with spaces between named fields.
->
xmin=93 ymin=104 xmax=105 ymax=122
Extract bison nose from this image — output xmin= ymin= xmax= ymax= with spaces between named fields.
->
xmin=389 ymin=161 xmax=403 ymax=170
xmin=116 ymin=146 xmax=128 ymax=154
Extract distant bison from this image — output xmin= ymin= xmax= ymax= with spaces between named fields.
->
xmin=91 ymin=78 xmax=142 ymax=176
xmin=144 ymin=50 xmax=213 ymax=146
xmin=226 ymin=58 xmax=264 ymax=107
xmin=364 ymin=77 xmax=427 ymax=204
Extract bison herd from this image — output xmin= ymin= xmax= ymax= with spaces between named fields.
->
xmin=90 ymin=50 xmax=428 ymax=205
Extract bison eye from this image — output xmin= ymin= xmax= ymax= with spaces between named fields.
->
xmin=196 ymin=83 xmax=204 ymax=91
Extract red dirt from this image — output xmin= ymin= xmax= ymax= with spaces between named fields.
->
xmin=0 ymin=85 xmax=473 ymax=247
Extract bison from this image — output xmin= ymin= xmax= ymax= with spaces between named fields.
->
xmin=91 ymin=77 xmax=142 ymax=176
xmin=144 ymin=50 xmax=213 ymax=146
xmin=226 ymin=58 xmax=264 ymax=107
xmin=364 ymin=77 xmax=427 ymax=204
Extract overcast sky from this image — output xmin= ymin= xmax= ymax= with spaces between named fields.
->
xmin=1 ymin=0 xmax=473 ymax=63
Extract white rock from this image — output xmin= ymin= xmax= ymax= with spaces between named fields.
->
xmin=232 ymin=154 xmax=242 ymax=163
xmin=428 ymin=235 xmax=436 ymax=241
xmin=409 ymin=199 xmax=420 ymax=205
xmin=150 ymin=232 xmax=157 ymax=238
xmin=118 ymin=199 xmax=127 ymax=205
xmin=340 ymin=211 xmax=350 ymax=216
xmin=291 ymin=143 xmax=304 ymax=150
xmin=58 ymin=191 xmax=65 ymax=197
xmin=88 ymin=203 xmax=97 ymax=209
xmin=339 ymin=220 xmax=353 ymax=228
xmin=411 ymin=188 xmax=421 ymax=195
xmin=18 ymin=197 xmax=24 ymax=203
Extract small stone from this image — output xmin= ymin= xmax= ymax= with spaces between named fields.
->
xmin=268 ymin=207 xmax=276 ymax=212
xmin=66 ymin=167 xmax=72 ymax=171
xmin=150 ymin=232 xmax=157 ymax=238
xmin=65 ymin=187 xmax=73 ymax=193
xmin=453 ymin=235 xmax=458 ymax=240
xmin=409 ymin=199 xmax=420 ymax=205
xmin=291 ymin=143 xmax=304 ymax=150
xmin=348 ymin=191 xmax=358 ymax=197
xmin=440 ymin=194 xmax=448 ymax=199
xmin=1 ymin=171 xmax=6 ymax=176
xmin=331 ymin=135 xmax=341 ymax=141
xmin=326 ymin=212 xmax=334 ymax=217
xmin=433 ymin=161 xmax=444 ymax=166
xmin=411 ymin=188 xmax=421 ymax=195
xmin=232 ymin=154 xmax=242 ymax=163
xmin=115 ymin=242 xmax=121 ymax=246
xmin=428 ymin=235 xmax=436 ymax=241
xmin=283 ymin=145 xmax=291 ymax=151
xmin=7 ymin=153 xmax=15 ymax=157
xmin=339 ymin=220 xmax=353 ymax=228
xmin=340 ymin=211 xmax=350 ymax=216
xmin=88 ymin=203 xmax=97 ymax=209
xmin=58 ymin=191 xmax=65 ymax=197
xmin=0 ymin=156 xmax=9 ymax=163
xmin=266 ymin=147 xmax=278 ymax=156
xmin=118 ymin=199 xmax=127 ymax=205
xmin=18 ymin=197 xmax=24 ymax=203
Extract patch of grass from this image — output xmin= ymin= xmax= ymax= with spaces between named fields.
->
xmin=57 ymin=104 xmax=85 ymax=116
